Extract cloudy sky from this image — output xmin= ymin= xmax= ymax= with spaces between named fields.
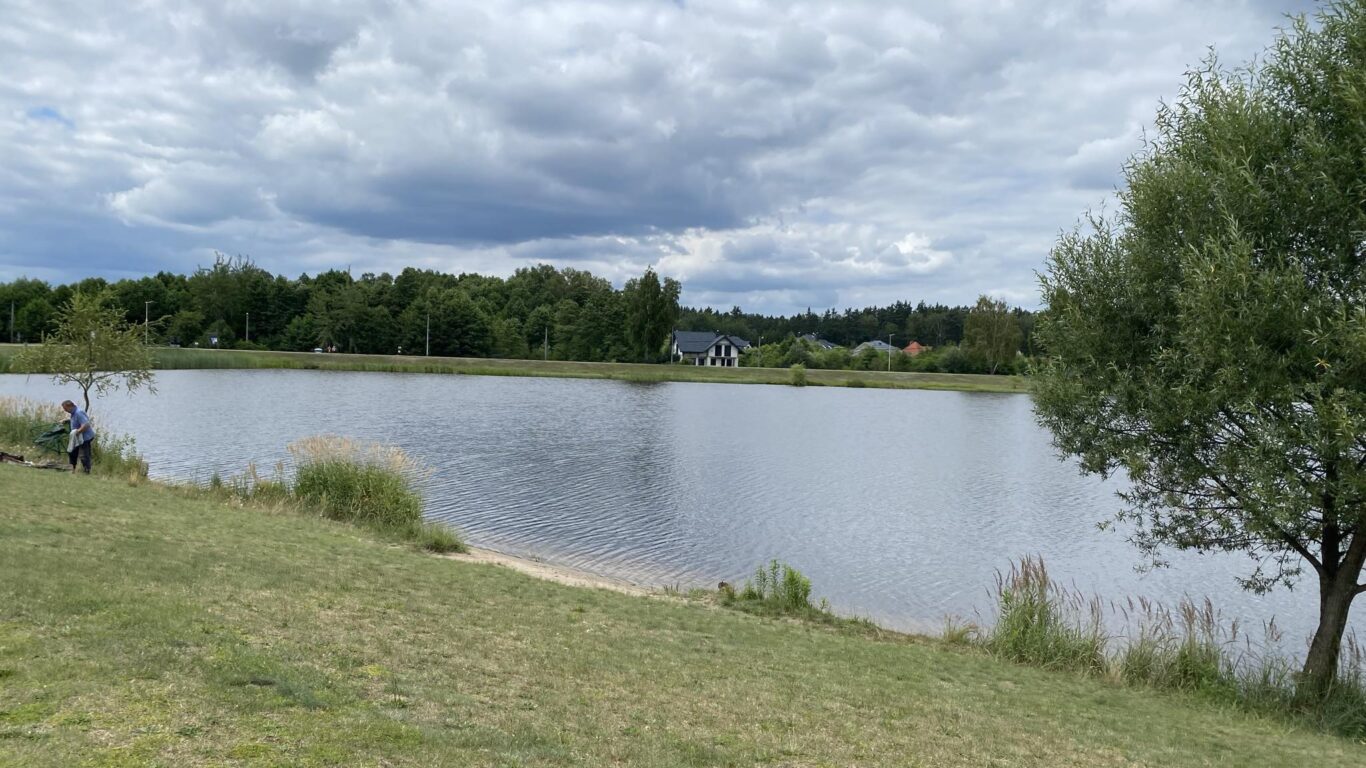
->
xmin=0 ymin=0 xmax=1317 ymax=314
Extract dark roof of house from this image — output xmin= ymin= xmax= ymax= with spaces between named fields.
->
xmin=673 ymin=331 xmax=720 ymax=353
xmin=799 ymin=333 xmax=838 ymax=349
xmin=672 ymin=331 xmax=752 ymax=353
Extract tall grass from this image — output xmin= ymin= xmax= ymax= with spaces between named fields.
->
xmin=978 ymin=555 xmax=1366 ymax=737
xmin=984 ymin=557 xmax=1107 ymax=673
xmin=282 ymin=436 xmax=465 ymax=553
xmin=0 ymin=396 xmax=147 ymax=479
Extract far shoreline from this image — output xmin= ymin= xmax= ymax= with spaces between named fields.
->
xmin=0 ymin=344 xmax=1029 ymax=394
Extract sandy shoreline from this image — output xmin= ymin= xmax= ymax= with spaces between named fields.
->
xmin=442 ymin=545 xmax=653 ymax=596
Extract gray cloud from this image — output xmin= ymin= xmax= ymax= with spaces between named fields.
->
xmin=0 ymin=0 xmax=1320 ymax=312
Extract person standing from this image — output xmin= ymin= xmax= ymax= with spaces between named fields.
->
xmin=61 ymin=400 xmax=96 ymax=474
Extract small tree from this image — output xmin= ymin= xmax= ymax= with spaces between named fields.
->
xmin=15 ymin=291 xmax=155 ymax=412
xmin=1036 ymin=3 xmax=1366 ymax=698
xmin=624 ymin=268 xmax=681 ymax=362
xmin=963 ymin=295 xmax=1022 ymax=375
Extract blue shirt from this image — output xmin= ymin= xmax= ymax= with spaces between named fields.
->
xmin=70 ymin=407 xmax=95 ymax=445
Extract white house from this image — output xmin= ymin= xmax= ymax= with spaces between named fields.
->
xmin=670 ymin=331 xmax=752 ymax=367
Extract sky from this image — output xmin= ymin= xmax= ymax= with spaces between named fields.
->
xmin=0 ymin=0 xmax=1319 ymax=314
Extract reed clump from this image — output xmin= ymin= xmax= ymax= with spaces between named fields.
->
xmin=977 ymin=555 xmax=1366 ymax=737
xmin=207 ymin=439 xmax=467 ymax=555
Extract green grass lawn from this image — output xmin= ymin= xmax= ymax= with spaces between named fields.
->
xmin=2 ymin=466 xmax=1358 ymax=767
xmin=0 ymin=344 xmax=1028 ymax=394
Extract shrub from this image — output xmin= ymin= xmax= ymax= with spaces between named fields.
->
xmin=788 ymin=364 xmax=807 ymax=387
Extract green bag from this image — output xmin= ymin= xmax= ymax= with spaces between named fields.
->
xmin=34 ymin=422 xmax=70 ymax=454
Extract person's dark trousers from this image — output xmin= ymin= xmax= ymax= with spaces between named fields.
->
xmin=68 ymin=439 xmax=93 ymax=474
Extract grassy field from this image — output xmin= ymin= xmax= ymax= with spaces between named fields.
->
xmin=0 ymin=344 xmax=1029 ymax=393
xmin=1 ymin=466 xmax=1362 ymax=766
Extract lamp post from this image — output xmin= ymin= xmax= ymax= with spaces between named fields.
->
xmin=888 ymin=333 xmax=893 ymax=372
xmin=425 ymin=311 xmax=430 ymax=356
xmin=245 ymin=312 xmax=250 ymax=344
xmin=144 ymin=301 xmax=151 ymax=345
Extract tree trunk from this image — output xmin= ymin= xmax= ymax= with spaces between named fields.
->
xmin=1300 ymin=569 xmax=1359 ymax=697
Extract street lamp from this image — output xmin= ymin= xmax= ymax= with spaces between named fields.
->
xmin=425 ymin=310 xmax=431 ymax=356
xmin=144 ymin=301 xmax=151 ymax=345
xmin=245 ymin=312 xmax=250 ymax=344
xmin=888 ymin=333 xmax=893 ymax=372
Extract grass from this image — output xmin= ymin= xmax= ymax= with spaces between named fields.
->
xmin=0 ymin=343 xmax=1029 ymax=393
xmin=2 ymin=468 xmax=1365 ymax=766
xmin=977 ymin=556 xmax=1366 ymax=738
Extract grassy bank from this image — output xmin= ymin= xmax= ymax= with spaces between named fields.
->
xmin=0 ymin=343 xmax=1028 ymax=393
xmin=2 ymin=468 xmax=1362 ymax=766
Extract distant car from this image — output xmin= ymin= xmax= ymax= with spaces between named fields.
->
xmin=312 ymin=347 xmax=323 ymax=353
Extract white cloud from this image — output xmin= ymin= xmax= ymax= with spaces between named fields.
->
xmin=0 ymin=0 xmax=1320 ymax=311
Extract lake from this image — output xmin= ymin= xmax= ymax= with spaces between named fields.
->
xmin=1 ymin=369 xmax=1355 ymax=648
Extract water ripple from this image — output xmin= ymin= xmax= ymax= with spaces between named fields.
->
xmin=0 ymin=369 xmax=1357 ymax=649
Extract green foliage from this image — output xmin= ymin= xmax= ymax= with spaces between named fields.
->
xmin=4 ymin=258 xmax=1035 ymax=367
xmin=1035 ymin=1 xmax=1366 ymax=696
xmin=623 ymin=268 xmax=681 ymax=362
xmin=963 ymin=295 xmax=1023 ymax=375
xmin=13 ymin=291 xmax=155 ymax=412
xmin=788 ymin=363 xmax=807 ymax=387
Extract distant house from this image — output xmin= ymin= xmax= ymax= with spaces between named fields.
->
xmin=799 ymin=333 xmax=839 ymax=350
xmin=903 ymin=341 xmax=930 ymax=357
xmin=850 ymin=340 xmax=899 ymax=355
xmin=671 ymin=331 xmax=752 ymax=367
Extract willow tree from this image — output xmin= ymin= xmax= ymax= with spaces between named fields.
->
xmin=16 ymin=291 xmax=155 ymax=412
xmin=1035 ymin=2 xmax=1366 ymax=697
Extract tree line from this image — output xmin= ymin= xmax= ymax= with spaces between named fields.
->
xmin=0 ymin=256 xmax=1032 ymax=372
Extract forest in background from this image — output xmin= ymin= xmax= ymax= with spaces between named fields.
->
xmin=0 ymin=255 xmax=1035 ymax=374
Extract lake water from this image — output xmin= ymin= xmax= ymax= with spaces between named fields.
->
xmin=1 ymin=369 xmax=1356 ymax=648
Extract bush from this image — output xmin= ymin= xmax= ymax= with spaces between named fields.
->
xmin=788 ymin=364 xmax=807 ymax=387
